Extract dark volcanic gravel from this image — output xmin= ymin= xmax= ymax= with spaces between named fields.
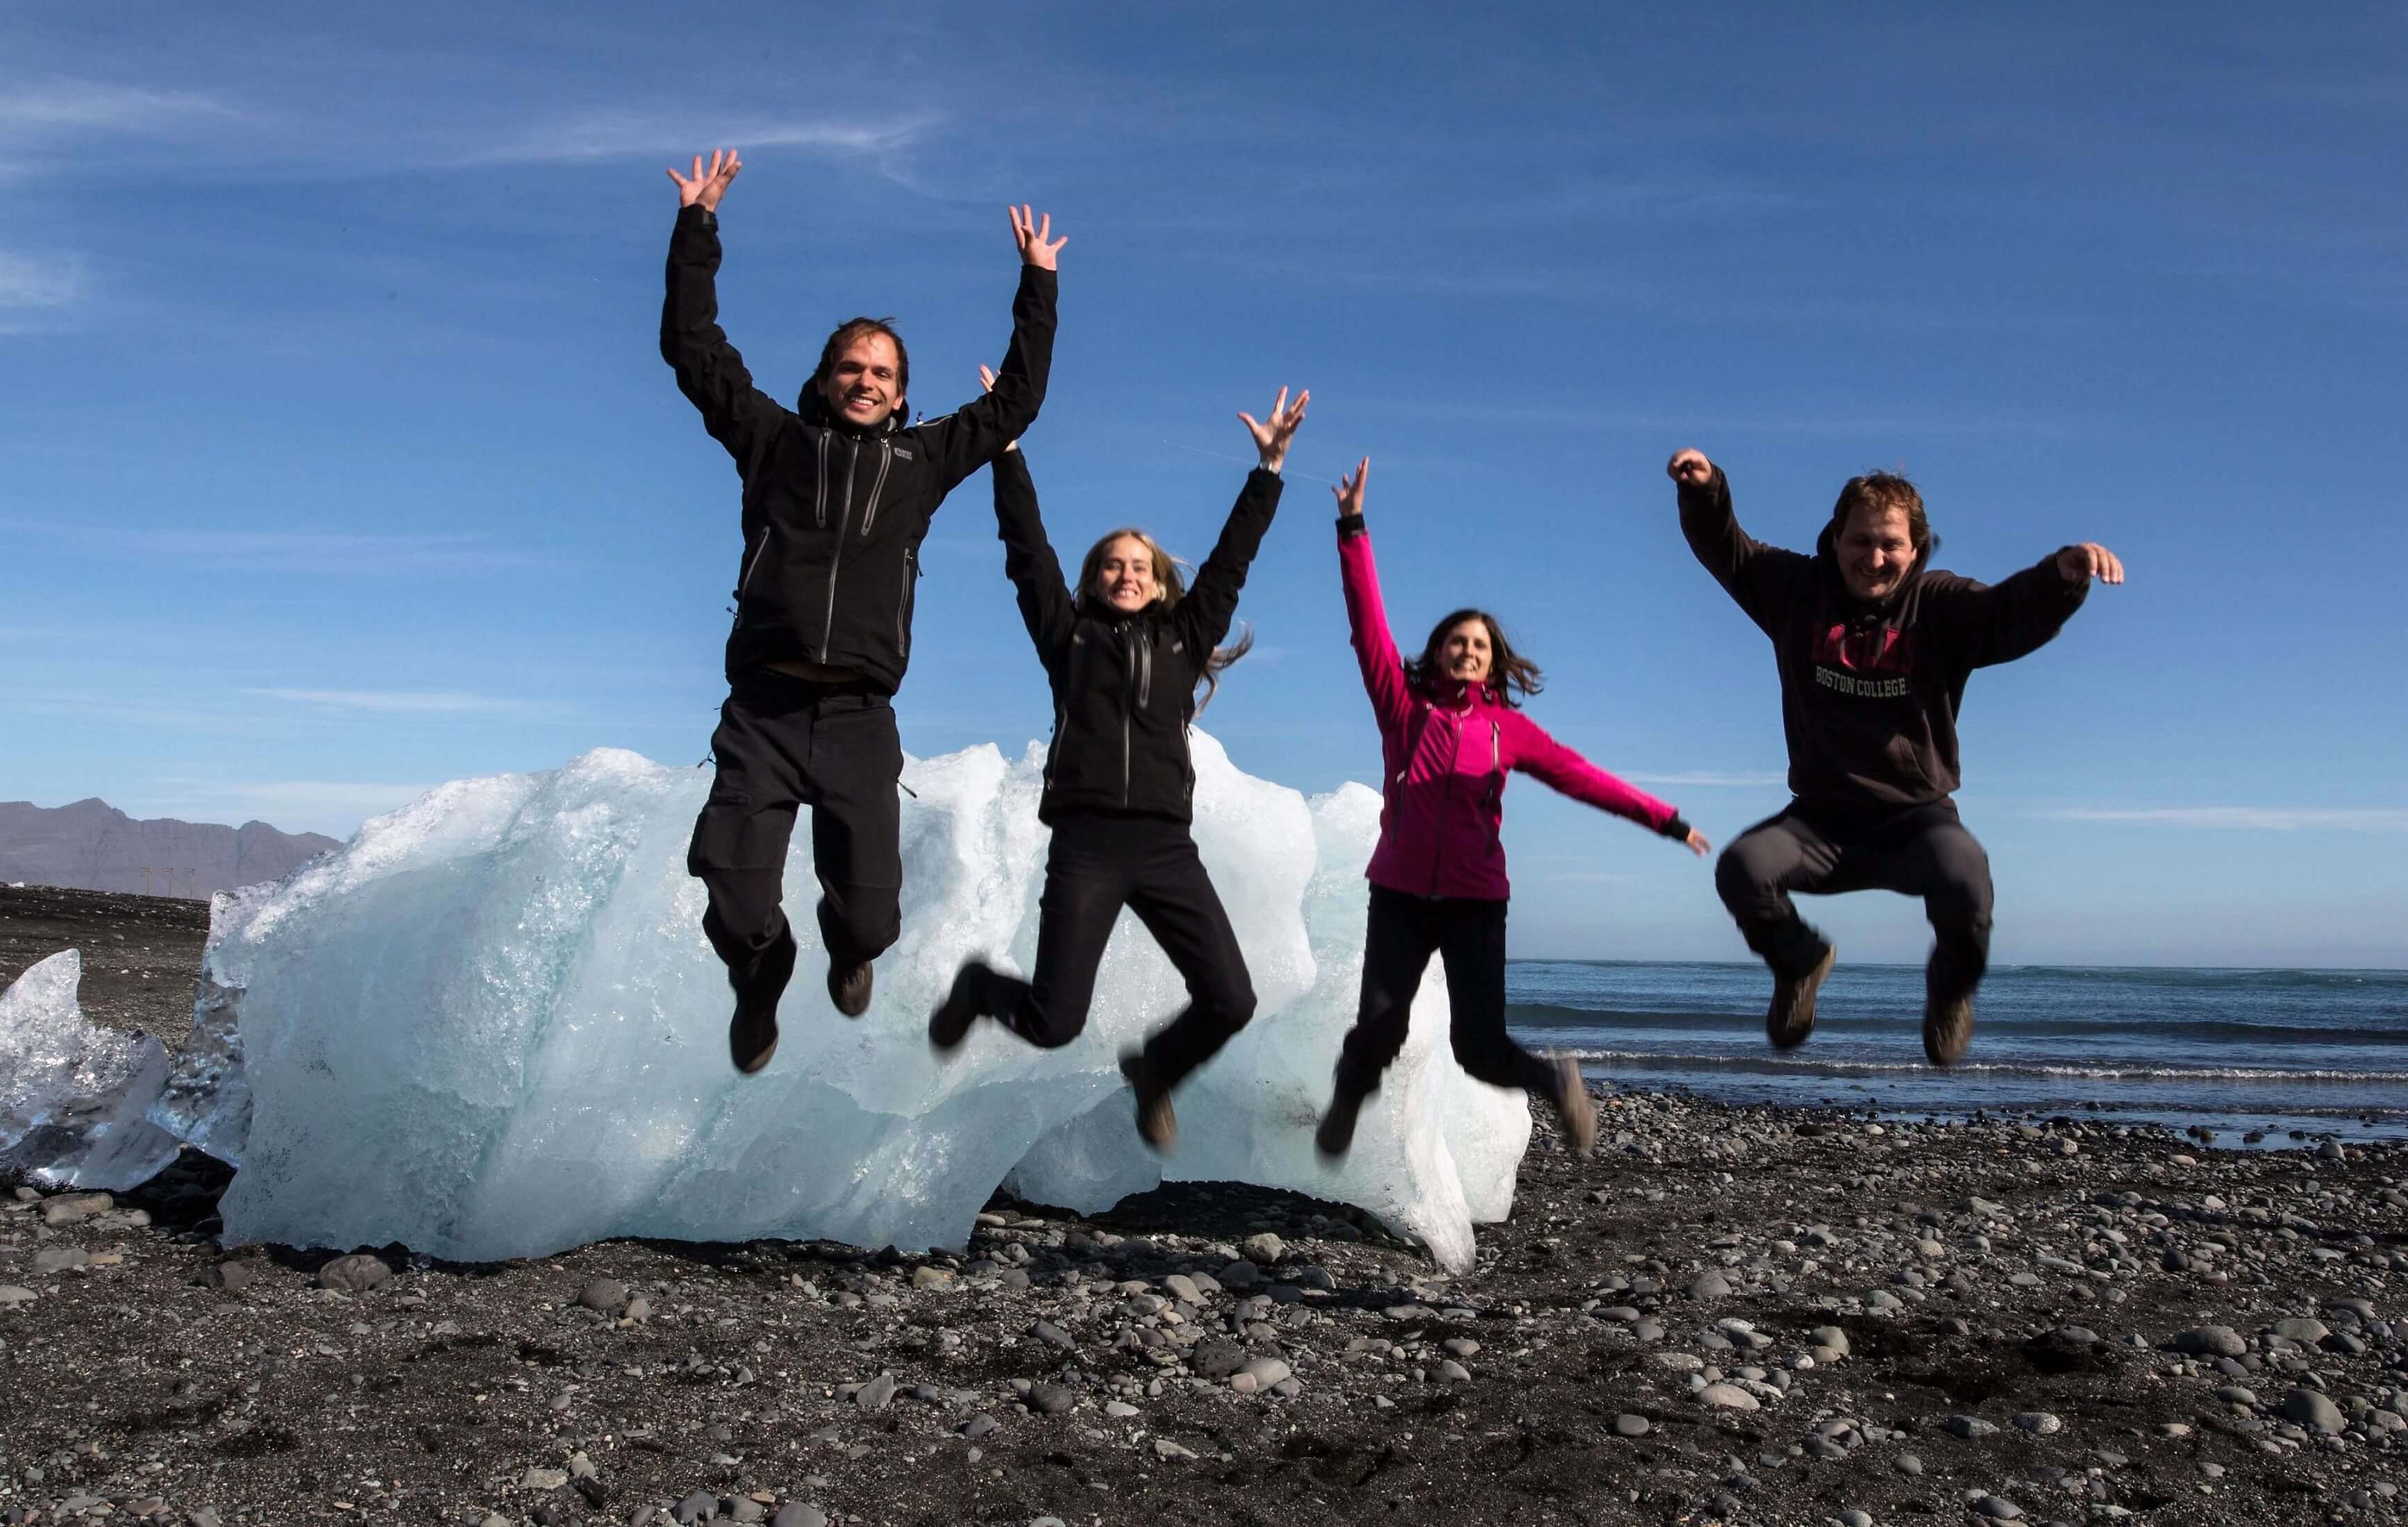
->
xmin=3 ymin=885 xmax=2407 ymax=1526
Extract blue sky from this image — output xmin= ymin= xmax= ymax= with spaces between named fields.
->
xmin=3 ymin=3 xmax=2402 ymax=966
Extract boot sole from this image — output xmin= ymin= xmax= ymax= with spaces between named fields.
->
xmin=1923 ymin=997 xmax=1974 ymax=1067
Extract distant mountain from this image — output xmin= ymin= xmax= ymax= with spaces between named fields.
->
xmin=0 ymin=799 xmax=342 ymax=899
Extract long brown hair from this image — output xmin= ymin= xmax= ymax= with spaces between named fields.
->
xmin=1405 ymin=608 xmax=1541 ymax=708
xmin=1076 ymin=528 xmax=1254 ymax=712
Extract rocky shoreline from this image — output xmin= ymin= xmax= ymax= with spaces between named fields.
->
xmin=3 ymin=886 xmax=2405 ymax=1526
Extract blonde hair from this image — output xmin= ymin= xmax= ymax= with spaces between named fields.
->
xmin=1077 ymin=527 xmax=1253 ymax=711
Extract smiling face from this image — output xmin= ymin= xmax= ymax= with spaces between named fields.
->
xmin=817 ymin=331 xmax=903 ymax=427
xmin=1439 ymin=616 xmax=1494 ymax=686
xmin=1836 ymin=502 xmax=1920 ymax=602
xmin=1092 ymin=534 xmax=1162 ymax=614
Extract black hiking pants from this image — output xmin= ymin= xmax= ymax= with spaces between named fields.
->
xmin=687 ymin=669 xmax=904 ymax=983
xmin=1334 ymin=887 xmax=1560 ymax=1101
xmin=969 ymin=811 xmax=1255 ymax=1090
xmin=1715 ymin=800 xmax=1993 ymax=1003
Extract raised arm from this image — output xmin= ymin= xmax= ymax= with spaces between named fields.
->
xmin=921 ymin=206 xmax=1064 ymax=489
xmin=660 ymin=150 xmax=784 ymax=469
xmin=1923 ymin=542 xmax=2120 ymax=669
xmin=1175 ymin=388 xmax=1305 ymax=649
xmin=1668 ymin=449 xmax=1809 ymax=634
xmin=989 ymin=447 xmax=1077 ymax=662
xmin=1332 ymin=458 xmax=1414 ymax=728
xmin=1507 ymin=713 xmax=1709 ymax=855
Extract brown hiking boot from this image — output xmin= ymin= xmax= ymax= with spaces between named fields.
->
xmin=1923 ymin=992 xmax=1975 ymax=1067
xmin=1119 ymin=1050 xmax=1176 ymax=1152
xmin=828 ymin=958 xmax=873 ymax=1019
xmin=728 ymin=932 xmax=796 ymax=1076
xmin=1553 ymin=1053 xmax=1597 ymax=1157
xmin=928 ymin=961 xmax=993 ymax=1052
xmin=1315 ymin=1081 xmax=1367 ymax=1160
xmin=1766 ymin=942 xmax=1837 ymax=1050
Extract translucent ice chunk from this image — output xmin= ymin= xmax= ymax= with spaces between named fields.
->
xmin=187 ymin=737 xmax=1528 ymax=1267
xmin=0 ymin=949 xmax=183 ymax=1190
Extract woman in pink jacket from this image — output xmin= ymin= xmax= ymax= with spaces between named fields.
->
xmin=1316 ymin=460 xmax=1711 ymax=1159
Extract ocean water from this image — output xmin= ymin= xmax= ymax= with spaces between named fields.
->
xmin=1510 ymin=962 xmax=2408 ymax=1144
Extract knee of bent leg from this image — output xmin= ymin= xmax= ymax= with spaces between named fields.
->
xmin=1714 ymin=840 xmax=1771 ymax=907
xmin=1220 ymin=978 xmax=1258 ymax=1032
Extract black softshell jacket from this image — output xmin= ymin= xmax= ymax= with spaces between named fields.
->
xmin=662 ymin=204 xmax=1057 ymax=690
xmin=992 ymin=451 xmax=1282 ymax=825
xmin=1678 ymin=467 xmax=2089 ymax=811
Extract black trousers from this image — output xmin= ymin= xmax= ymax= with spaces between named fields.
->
xmin=1335 ymin=886 xmax=1558 ymax=1101
xmin=973 ymin=812 xmax=1255 ymax=1090
xmin=1714 ymin=801 xmax=1993 ymax=1002
xmin=686 ymin=669 xmax=904 ymax=980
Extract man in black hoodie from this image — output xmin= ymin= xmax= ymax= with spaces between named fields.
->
xmin=1668 ymin=449 xmax=2124 ymax=1066
xmin=662 ymin=149 xmax=1063 ymax=1074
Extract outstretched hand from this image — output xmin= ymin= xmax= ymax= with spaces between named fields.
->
xmin=2056 ymin=542 xmax=2126 ymax=586
xmin=1331 ymin=457 xmax=1369 ymax=518
xmin=668 ymin=149 xmax=742 ymax=212
xmin=976 ymin=365 xmax=1019 ymax=452
xmin=1666 ymin=448 xmax=1714 ymax=487
xmin=1239 ymin=387 xmax=1310 ymax=472
xmin=1009 ymin=206 xmax=1067 ymax=270
xmin=1681 ymin=827 xmax=1712 ymax=858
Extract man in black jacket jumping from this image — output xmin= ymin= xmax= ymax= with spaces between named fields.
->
xmin=662 ymin=148 xmax=1064 ymax=1074
xmin=1668 ymin=448 xmax=2123 ymax=1067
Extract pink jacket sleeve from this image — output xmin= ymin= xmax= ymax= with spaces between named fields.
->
xmin=1338 ymin=526 xmax=1413 ymax=731
xmin=1505 ymin=712 xmax=1679 ymax=832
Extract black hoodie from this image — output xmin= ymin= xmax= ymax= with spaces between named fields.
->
xmin=662 ymin=204 xmax=1057 ymax=690
xmin=992 ymin=450 xmax=1282 ymax=825
xmin=1678 ymin=467 xmax=2089 ymax=812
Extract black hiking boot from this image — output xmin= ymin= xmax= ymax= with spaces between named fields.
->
xmin=928 ymin=961 xmax=996 ymax=1052
xmin=1315 ymin=1080 xmax=1368 ymax=1160
xmin=728 ymin=931 xmax=797 ymax=1076
xmin=1766 ymin=942 xmax=1837 ymax=1050
xmin=828 ymin=957 xmax=873 ymax=1019
xmin=1120 ymin=1049 xmax=1176 ymax=1152
xmin=1923 ymin=992 xmax=1975 ymax=1067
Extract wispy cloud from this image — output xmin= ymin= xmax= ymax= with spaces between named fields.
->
xmin=0 ymin=81 xmax=242 ymax=134
xmin=1625 ymin=771 xmax=1788 ymax=788
xmin=139 ymin=777 xmax=436 ymax=837
xmin=246 ymin=688 xmax=535 ymax=716
xmin=0 ymin=519 xmax=544 ymax=574
xmin=474 ymin=114 xmax=935 ymax=167
xmin=2034 ymin=807 xmax=2408 ymax=833
xmin=0 ymin=251 xmax=81 ymax=309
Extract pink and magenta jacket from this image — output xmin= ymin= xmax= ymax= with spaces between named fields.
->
xmin=1340 ymin=522 xmax=1687 ymax=901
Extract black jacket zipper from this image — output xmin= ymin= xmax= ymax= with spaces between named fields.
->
xmin=819 ymin=440 xmax=859 ymax=660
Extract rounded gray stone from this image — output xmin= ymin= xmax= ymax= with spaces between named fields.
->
xmin=2280 ymin=1387 xmax=2345 ymax=1435
xmin=770 ymin=1506 xmax=827 ymax=1527
xmin=2171 ymin=1325 xmax=2245 ymax=1358
xmin=316 ymin=1253 xmax=392 ymax=1292
xmin=578 ymin=1278 xmax=630 ymax=1315
xmin=1699 ymin=1382 xmax=1759 ymax=1410
xmin=1689 ymin=1271 xmax=1733 ymax=1301
xmin=1614 ymin=1413 xmax=1650 ymax=1437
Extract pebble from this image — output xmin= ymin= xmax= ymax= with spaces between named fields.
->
xmin=1162 ymin=1274 xmax=1204 ymax=1303
xmin=1029 ymin=1382 xmax=1074 ymax=1415
xmin=2272 ymin=1316 xmax=2327 ymax=1344
xmin=31 ymin=1248 xmax=87 ymax=1274
xmin=1946 ymin=1415 xmax=1999 ymax=1439
xmin=1689 ymin=1271 xmax=1732 ymax=1301
xmin=911 ymin=1265 xmax=953 ymax=1290
xmin=1241 ymin=1232 xmax=1285 ymax=1264
xmin=2171 ymin=1325 xmax=2246 ymax=1358
xmin=1154 ymin=1437 xmax=1198 ymax=1459
xmin=1841 ymin=1512 xmax=1874 ymax=1527
xmin=1810 ymin=1325 xmax=1849 ymax=1357
xmin=2279 ymin=1387 xmax=2344 ymax=1435
xmin=674 ymin=1490 xmax=718 ymax=1524
xmin=1192 ymin=1339 xmax=1246 ymax=1378
xmin=0 ymin=1285 xmax=35 ymax=1305
xmin=959 ymin=1414 xmax=1001 ymax=1439
xmin=576 ymin=1278 xmax=629 ymax=1314
xmin=1613 ymin=1413 xmax=1650 ymax=1437
xmin=1973 ymin=1496 xmax=2023 ymax=1521
xmin=1894 ymin=1454 xmax=1925 ymax=1476
xmin=521 ymin=1467 xmax=569 ymax=1490
xmin=2012 ymin=1412 xmax=2062 ymax=1435
xmin=1438 ymin=1360 xmax=1472 ymax=1384
xmin=854 ymin=1371 xmax=896 ymax=1412
xmin=1105 ymin=1400 xmax=1141 ymax=1418
xmin=1029 ymin=1319 xmax=1073 ymax=1349
xmin=1699 ymin=1382 xmax=1759 ymax=1410
xmin=315 ymin=1253 xmax=391 ymax=1292
xmin=769 ymin=1507 xmax=826 ymax=1527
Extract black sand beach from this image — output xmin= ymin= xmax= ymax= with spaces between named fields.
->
xmin=3 ymin=885 xmax=2405 ymax=1526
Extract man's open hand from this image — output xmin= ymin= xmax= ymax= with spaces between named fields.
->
xmin=669 ymin=149 xmax=742 ymax=212
xmin=1666 ymin=449 xmax=1714 ymax=487
xmin=1010 ymin=206 xmax=1067 ymax=271
xmin=2056 ymin=543 xmax=2126 ymax=585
